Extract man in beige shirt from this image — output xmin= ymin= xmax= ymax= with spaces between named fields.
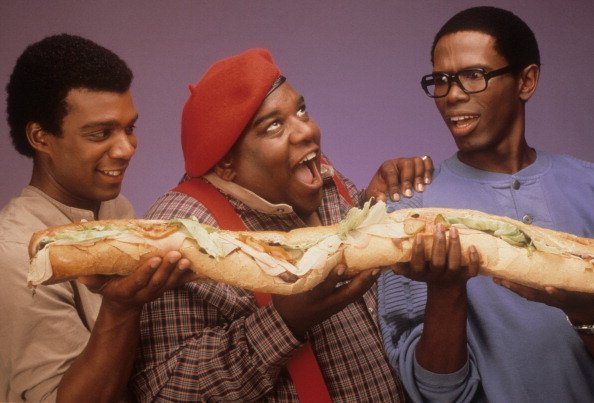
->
xmin=0 ymin=34 xmax=196 ymax=402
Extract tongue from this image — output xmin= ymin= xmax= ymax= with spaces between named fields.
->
xmin=294 ymin=161 xmax=315 ymax=184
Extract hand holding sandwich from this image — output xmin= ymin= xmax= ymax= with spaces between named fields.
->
xmin=273 ymin=265 xmax=380 ymax=339
xmin=78 ymin=251 xmax=197 ymax=307
xmin=393 ymin=225 xmax=480 ymax=287
xmin=393 ymin=225 xmax=481 ymax=374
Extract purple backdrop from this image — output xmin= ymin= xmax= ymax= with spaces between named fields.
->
xmin=1 ymin=1 xmax=593 ymax=215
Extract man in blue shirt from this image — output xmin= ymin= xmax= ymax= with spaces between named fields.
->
xmin=379 ymin=6 xmax=594 ymax=402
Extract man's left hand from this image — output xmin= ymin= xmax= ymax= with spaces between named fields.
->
xmin=365 ymin=155 xmax=434 ymax=202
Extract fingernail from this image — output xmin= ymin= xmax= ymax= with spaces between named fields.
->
xmin=168 ymin=251 xmax=182 ymax=264
xmin=178 ymin=260 xmax=190 ymax=271
xmin=416 ymin=183 xmax=424 ymax=192
xmin=337 ymin=266 xmax=346 ymax=276
xmin=372 ymin=269 xmax=380 ymax=276
xmin=424 ymin=177 xmax=431 ymax=185
xmin=150 ymin=258 xmax=162 ymax=269
xmin=392 ymin=193 xmax=400 ymax=202
xmin=545 ymin=286 xmax=555 ymax=294
xmin=404 ymin=189 xmax=413 ymax=198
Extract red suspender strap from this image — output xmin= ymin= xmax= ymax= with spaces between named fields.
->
xmin=172 ymin=178 xmax=332 ymax=402
xmin=320 ymin=156 xmax=355 ymax=207
xmin=173 ymin=179 xmax=246 ymax=230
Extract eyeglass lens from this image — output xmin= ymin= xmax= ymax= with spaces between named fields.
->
xmin=426 ymin=70 xmax=487 ymax=97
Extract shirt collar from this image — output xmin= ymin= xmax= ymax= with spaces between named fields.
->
xmin=24 ymin=185 xmax=114 ymax=222
xmin=447 ymin=149 xmax=551 ymax=181
xmin=202 ymin=164 xmax=335 ymax=215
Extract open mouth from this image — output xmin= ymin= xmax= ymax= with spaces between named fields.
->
xmin=293 ymin=151 xmax=322 ymax=187
xmin=98 ymin=168 xmax=126 ymax=179
xmin=447 ymin=114 xmax=479 ymax=137
xmin=450 ymin=115 xmax=479 ymax=127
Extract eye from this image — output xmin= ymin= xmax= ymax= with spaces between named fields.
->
xmin=460 ymin=70 xmax=484 ymax=81
xmin=297 ymin=104 xmax=308 ymax=118
xmin=265 ymin=121 xmax=281 ymax=133
xmin=125 ymin=124 xmax=136 ymax=135
xmin=434 ymin=74 xmax=449 ymax=86
xmin=87 ymin=129 xmax=112 ymax=140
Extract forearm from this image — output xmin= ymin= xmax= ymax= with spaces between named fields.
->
xmin=416 ymin=284 xmax=469 ymax=373
xmin=57 ymin=302 xmax=142 ymax=403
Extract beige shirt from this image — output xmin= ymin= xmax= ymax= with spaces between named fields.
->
xmin=0 ymin=186 xmax=134 ymax=402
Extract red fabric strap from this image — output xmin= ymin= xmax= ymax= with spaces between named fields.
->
xmin=172 ymin=178 xmax=332 ymax=402
xmin=321 ymin=156 xmax=355 ymax=207
xmin=173 ymin=179 xmax=246 ymax=231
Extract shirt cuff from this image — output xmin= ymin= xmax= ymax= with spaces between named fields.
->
xmin=413 ymin=353 xmax=470 ymax=389
xmin=245 ymin=302 xmax=304 ymax=369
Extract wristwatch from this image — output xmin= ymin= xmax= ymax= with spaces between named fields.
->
xmin=566 ymin=315 xmax=594 ymax=336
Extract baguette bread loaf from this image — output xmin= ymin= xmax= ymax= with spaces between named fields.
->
xmin=28 ymin=202 xmax=594 ymax=294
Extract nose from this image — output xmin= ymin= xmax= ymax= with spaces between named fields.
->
xmin=289 ymin=117 xmax=320 ymax=145
xmin=445 ymin=81 xmax=470 ymax=103
xmin=109 ymin=130 xmax=137 ymax=160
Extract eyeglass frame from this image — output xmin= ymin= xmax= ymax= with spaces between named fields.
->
xmin=420 ymin=65 xmax=519 ymax=98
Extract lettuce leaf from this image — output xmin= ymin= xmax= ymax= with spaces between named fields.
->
xmin=445 ymin=216 xmax=530 ymax=247
xmin=52 ymin=226 xmax=122 ymax=242
xmin=339 ymin=200 xmax=388 ymax=237
xmin=174 ymin=218 xmax=224 ymax=258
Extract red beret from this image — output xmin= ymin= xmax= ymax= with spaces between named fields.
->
xmin=181 ymin=48 xmax=282 ymax=177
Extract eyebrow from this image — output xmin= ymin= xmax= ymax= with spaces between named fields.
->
xmin=251 ymin=110 xmax=279 ymax=129
xmin=80 ymin=114 xmax=139 ymax=130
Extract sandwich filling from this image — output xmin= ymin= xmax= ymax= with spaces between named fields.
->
xmin=28 ymin=202 xmax=592 ymax=286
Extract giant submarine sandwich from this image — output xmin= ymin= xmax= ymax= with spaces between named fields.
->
xmin=28 ymin=202 xmax=594 ymax=294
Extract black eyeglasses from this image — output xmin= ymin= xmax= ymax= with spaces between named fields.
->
xmin=421 ymin=65 xmax=518 ymax=98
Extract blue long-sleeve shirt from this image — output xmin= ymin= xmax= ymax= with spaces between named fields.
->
xmin=379 ymin=150 xmax=594 ymax=402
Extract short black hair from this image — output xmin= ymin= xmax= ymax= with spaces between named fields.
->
xmin=431 ymin=6 xmax=540 ymax=69
xmin=6 ymin=33 xmax=133 ymax=157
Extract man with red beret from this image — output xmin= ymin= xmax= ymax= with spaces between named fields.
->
xmin=130 ymin=48 xmax=431 ymax=401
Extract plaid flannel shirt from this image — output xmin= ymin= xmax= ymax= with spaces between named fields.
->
xmin=131 ymin=167 xmax=405 ymax=402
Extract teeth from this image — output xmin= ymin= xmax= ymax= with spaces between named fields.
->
xmin=299 ymin=152 xmax=317 ymax=164
xmin=101 ymin=170 xmax=122 ymax=177
xmin=450 ymin=115 xmax=477 ymax=122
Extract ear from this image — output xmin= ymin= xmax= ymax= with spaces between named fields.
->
xmin=518 ymin=64 xmax=540 ymax=102
xmin=26 ymin=122 xmax=52 ymax=155
xmin=213 ymin=153 xmax=237 ymax=182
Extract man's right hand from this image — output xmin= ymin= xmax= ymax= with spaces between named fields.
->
xmin=393 ymin=225 xmax=479 ymax=288
xmin=272 ymin=265 xmax=380 ymax=339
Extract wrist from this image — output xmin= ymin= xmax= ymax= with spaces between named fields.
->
xmin=100 ymin=300 xmax=143 ymax=321
xmin=427 ymin=282 xmax=467 ymax=299
xmin=566 ymin=315 xmax=594 ymax=336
